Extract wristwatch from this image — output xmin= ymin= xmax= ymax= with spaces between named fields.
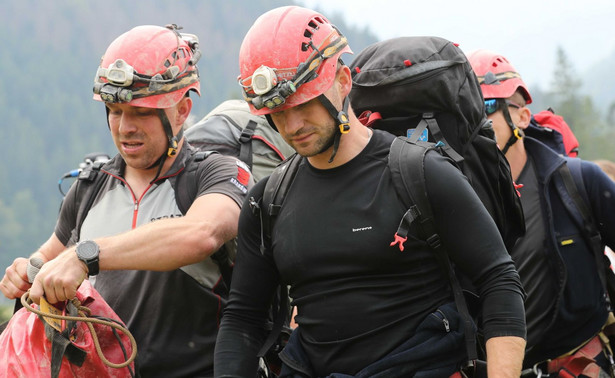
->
xmin=75 ymin=240 xmax=100 ymax=276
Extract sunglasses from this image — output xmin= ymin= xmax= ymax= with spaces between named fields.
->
xmin=484 ymin=99 xmax=522 ymax=115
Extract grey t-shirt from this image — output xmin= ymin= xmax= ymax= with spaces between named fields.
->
xmin=54 ymin=147 xmax=251 ymax=377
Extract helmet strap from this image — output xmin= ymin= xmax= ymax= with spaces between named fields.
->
xmin=148 ymin=108 xmax=183 ymax=183
xmin=317 ymin=94 xmax=351 ymax=163
xmin=500 ymin=103 xmax=524 ymax=155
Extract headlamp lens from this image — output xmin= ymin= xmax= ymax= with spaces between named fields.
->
xmin=252 ymin=66 xmax=277 ymax=95
xmin=103 ymin=59 xmax=134 ymax=87
xmin=107 ymin=69 xmax=128 ymax=84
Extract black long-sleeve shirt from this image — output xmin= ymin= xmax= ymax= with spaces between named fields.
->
xmin=215 ymin=130 xmax=525 ymax=376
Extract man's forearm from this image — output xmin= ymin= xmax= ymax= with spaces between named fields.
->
xmin=486 ymin=336 xmax=526 ymax=378
xmin=96 ymin=193 xmax=240 ymax=272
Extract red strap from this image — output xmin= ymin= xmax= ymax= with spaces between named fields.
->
xmin=357 ymin=110 xmax=382 ymax=127
xmin=548 ymin=335 xmax=604 ymax=377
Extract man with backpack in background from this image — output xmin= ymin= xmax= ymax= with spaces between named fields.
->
xmin=0 ymin=24 xmax=251 ymax=377
xmin=469 ymin=49 xmax=615 ymax=377
xmin=214 ymin=6 xmax=526 ymax=377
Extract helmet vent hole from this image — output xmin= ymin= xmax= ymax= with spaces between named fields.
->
xmin=301 ymin=42 xmax=310 ymax=51
xmin=164 ymin=60 xmax=171 ymax=68
xmin=304 ymin=29 xmax=312 ymax=38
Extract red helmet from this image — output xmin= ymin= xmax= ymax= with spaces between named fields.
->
xmin=93 ymin=24 xmax=200 ymax=108
xmin=238 ymin=6 xmax=352 ymax=115
xmin=467 ymin=49 xmax=532 ymax=104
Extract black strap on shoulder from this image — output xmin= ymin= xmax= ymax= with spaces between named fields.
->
xmin=238 ymin=120 xmax=258 ymax=170
xmin=257 ymin=284 xmax=290 ymax=359
xmin=411 ymin=113 xmax=464 ymax=164
xmin=260 ymin=153 xmax=302 ymax=253
xmin=556 ymin=160 xmax=612 ymax=308
xmin=254 ymin=153 xmax=301 ymax=360
xmin=74 ymin=161 xmax=107 ymax=241
xmin=389 ymin=136 xmax=478 ymax=363
xmin=175 ymin=150 xmax=218 ymax=215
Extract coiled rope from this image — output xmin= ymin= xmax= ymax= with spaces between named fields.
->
xmin=20 ymin=291 xmax=137 ymax=369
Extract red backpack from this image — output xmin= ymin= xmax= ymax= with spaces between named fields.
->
xmin=532 ymin=108 xmax=580 ymax=157
xmin=0 ymin=280 xmax=136 ymax=378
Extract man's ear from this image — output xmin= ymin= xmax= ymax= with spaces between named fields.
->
xmin=336 ymin=65 xmax=352 ymax=97
xmin=517 ymin=106 xmax=532 ymax=130
xmin=175 ymin=96 xmax=193 ymax=126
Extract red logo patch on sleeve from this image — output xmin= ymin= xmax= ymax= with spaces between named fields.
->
xmin=237 ymin=165 xmax=250 ymax=186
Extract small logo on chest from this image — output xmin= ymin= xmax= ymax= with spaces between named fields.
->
xmin=352 ymin=226 xmax=373 ymax=232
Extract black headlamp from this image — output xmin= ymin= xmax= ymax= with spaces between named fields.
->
xmin=94 ymin=83 xmax=134 ymax=103
xmin=251 ymin=80 xmax=297 ymax=110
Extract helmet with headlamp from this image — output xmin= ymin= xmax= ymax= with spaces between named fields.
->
xmin=93 ymin=24 xmax=201 ymax=109
xmin=93 ymin=24 xmax=202 ymax=181
xmin=238 ymin=6 xmax=352 ymax=116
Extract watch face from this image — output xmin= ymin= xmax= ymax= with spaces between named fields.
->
xmin=78 ymin=241 xmax=99 ymax=259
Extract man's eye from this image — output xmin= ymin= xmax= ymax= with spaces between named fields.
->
xmin=136 ymin=110 xmax=155 ymax=117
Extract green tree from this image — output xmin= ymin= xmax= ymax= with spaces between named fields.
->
xmin=548 ymin=47 xmax=615 ymax=161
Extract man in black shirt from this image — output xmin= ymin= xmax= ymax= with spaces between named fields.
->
xmin=215 ymin=6 xmax=526 ymax=377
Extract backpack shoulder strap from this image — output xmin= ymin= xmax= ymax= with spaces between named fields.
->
xmin=260 ymin=153 xmax=302 ymax=250
xmin=556 ymin=160 xmax=612 ymax=304
xmin=174 ymin=150 xmax=218 ymax=215
xmin=238 ymin=119 xmax=258 ymax=170
xmin=388 ymin=136 xmax=478 ymax=362
xmin=389 ymin=137 xmax=438 ymax=249
xmin=73 ymin=161 xmax=107 ymax=242
xmin=253 ymin=153 xmax=301 ymax=359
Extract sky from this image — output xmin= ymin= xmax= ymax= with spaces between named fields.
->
xmin=300 ymin=0 xmax=615 ymax=90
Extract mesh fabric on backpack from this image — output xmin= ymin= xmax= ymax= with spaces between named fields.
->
xmin=185 ymin=99 xmax=295 ymax=183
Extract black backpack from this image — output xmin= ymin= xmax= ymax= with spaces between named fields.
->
xmin=349 ymin=36 xmax=525 ymax=253
xmin=347 ymin=36 xmax=526 ymax=364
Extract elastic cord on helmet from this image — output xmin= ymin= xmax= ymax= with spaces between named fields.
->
xmin=317 ymin=94 xmax=351 ymax=163
xmin=500 ymin=101 xmax=524 ymax=155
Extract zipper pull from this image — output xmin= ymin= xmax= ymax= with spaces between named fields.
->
xmin=437 ymin=309 xmax=450 ymax=332
xmin=442 ymin=317 xmax=450 ymax=332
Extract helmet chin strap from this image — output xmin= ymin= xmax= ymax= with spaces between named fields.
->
xmin=148 ymin=108 xmax=183 ymax=183
xmin=317 ymin=94 xmax=351 ymax=163
xmin=500 ymin=102 xmax=524 ymax=155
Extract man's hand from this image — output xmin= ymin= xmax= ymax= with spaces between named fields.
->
xmin=29 ymin=249 xmax=88 ymax=304
xmin=0 ymin=257 xmax=30 ymax=299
